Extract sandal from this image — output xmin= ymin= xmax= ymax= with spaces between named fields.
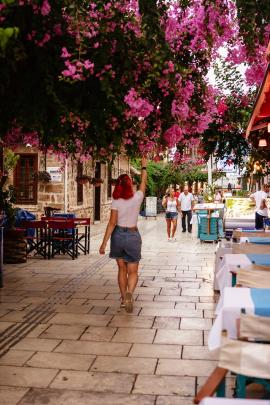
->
xmin=125 ymin=292 xmax=133 ymax=313
xmin=120 ymin=301 xmax=126 ymax=308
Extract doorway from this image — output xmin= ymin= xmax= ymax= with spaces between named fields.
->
xmin=94 ymin=162 xmax=101 ymax=221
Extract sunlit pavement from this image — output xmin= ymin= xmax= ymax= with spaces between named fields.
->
xmin=0 ymin=216 xmax=220 ymax=405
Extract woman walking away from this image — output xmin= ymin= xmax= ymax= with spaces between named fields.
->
xmin=162 ymin=188 xmax=179 ymax=241
xmin=99 ymin=158 xmax=147 ymax=313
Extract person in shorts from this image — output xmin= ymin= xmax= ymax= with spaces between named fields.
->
xmin=162 ymin=188 xmax=179 ymax=241
xmin=99 ymin=157 xmax=147 ymax=313
xmin=250 ymin=184 xmax=269 ymax=229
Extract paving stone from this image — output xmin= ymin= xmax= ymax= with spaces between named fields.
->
xmin=112 ymin=328 xmax=156 ymax=343
xmin=55 ymin=340 xmax=131 ymax=356
xmin=0 ymin=386 xmax=29 ymax=405
xmin=49 ymin=313 xmax=112 ymax=326
xmin=182 ymin=346 xmax=218 ymax=360
xmin=27 ymin=352 xmax=95 ymax=371
xmin=181 ymin=289 xmax=214 ymax=297
xmin=155 ymin=330 xmax=202 ymax=345
xmin=156 ymin=359 xmax=217 ymax=376
xmin=109 ymin=315 xmax=154 ymax=328
xmin=27 ymin=324 xmax=50 ymax=338
xmin=0 ymin=350 xmax=34 ymax=366
xmin=0 ymin=365 xmax=58 ymax=388
xmin=13 ymin=338 xmax=60 ymax=352
xmin=156 ymin=396 xmax=194 ymax=405
xmin=81 ymin=326 xmax=117 ymax=342
xmin=141 ymin=308 xmax=203 ymax=318
xmin=50 ymin=370 xmax=135 ymax=393
xmin=41 ymin=324 xmax=86 ymax=340
xmin=154 ymin=295 xmax=199 ymax=303
xmin=20 ymin=389 xmax=156 ymax=405
xmin=133 ymin=375 xmax=194 ymax=396
xmin=153 ymin=317 xmax=180 ymax=330
xmin=180 ymin=317 xmax=212 ymax=330
xmin=0 ymin=321 xmax=15 ymax=333
xmin=91 ymin=356 xmax=157 ymax=374
xmin=129 ymin=343 xmax=182 ymax=359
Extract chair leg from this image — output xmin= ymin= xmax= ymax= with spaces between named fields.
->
xmin=235 ymin=374 xmax=246 ymax=398
xmin=216 ymin=378 xmax=226 ymax=397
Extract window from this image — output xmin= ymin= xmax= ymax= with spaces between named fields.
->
xmin=77 ymin=162 xmax=83 ymax=205
xmin=14 ymin=154 xmax=38 ymax=204
xmin=107 ymin=165 xmax=112 ymax=199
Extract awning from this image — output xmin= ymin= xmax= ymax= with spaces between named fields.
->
xmin=246 ymin=63 xmax=270 ymax=137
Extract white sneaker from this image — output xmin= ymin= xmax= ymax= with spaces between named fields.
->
xmin=168 ymin=237 xmax=171 ymax=242
xmin=172 ymin=237 xmax=177 ymax=242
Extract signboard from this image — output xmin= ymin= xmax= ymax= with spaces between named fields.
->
xmin=145 ymin=197 xmax=157 ymax=217
xmin=47 ymin=167 xmax=63 ymax=182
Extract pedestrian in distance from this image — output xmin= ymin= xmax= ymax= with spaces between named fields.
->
xmin=178 ymin=185 xmax=195 ymax=233
xmin=162 ymin=188 xmax=179 ymax=241
xmin=250 ymin=184 xmax=269 ymax=230
xmin=99 ymin=157 xmax=147 ymax=313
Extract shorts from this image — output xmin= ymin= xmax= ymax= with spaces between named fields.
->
xmin=166 ymin=212 xmax=178 ymax=219
xmin=110 ymin=226 xmax=142 ymax=263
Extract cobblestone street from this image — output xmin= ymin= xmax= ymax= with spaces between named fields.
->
xmin=0 ymin=217 xmax=218 ymax=405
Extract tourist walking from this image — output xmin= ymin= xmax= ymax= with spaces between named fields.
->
xmin=99 ymin=157 xmax=147 ymax=313
xmin=250 ymin=184 xmax=269 ymax=229
xmin=162 ymin=188 xmax=179 ymax=241
xmin=178 ymin=185 xmax=195 ymax=233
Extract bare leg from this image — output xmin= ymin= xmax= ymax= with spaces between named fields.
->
xmin=127 ymin=262 xmax=139 ymax=294
xmin=172 ymin=218 xmax=178 ymax=237
xmin=166 ymin=219 xmax=172 ymax=238
xmin=117 ymin=259 xmax=128 ymax=302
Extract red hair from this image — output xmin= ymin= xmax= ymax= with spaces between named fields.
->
xmin=113 ymin=174 xmax=134 ymax=200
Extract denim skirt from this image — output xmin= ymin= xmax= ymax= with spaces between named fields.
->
xmin=110 ymin=226 xmax=142 ymax=263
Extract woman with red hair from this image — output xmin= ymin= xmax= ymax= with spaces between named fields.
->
xmin=99 ymin=158 xmax=147 ymax=312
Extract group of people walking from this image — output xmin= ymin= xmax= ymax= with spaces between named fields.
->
xmin=162 ymin=185 xmax=195 ymax=240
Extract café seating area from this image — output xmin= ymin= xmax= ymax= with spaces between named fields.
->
xmin=195 ymin=228 xmax=270 ymax=404
xmin=19 ymin=215 xmax=90 ymax=260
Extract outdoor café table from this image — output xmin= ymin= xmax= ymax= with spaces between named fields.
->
xmin=239 ymin=236 xmax=270 ymax=244
xmin=232 ymin=229 xmax=270 ymax=240
xmin=214 ymin=242 xmax=233 ymax=291
xmin=194 ymin=203 xmax=224 ymax=234
xmin=216 ymin=254 xmax=270 ymax=292
xmin=200 ymin=398 xmax=270 ymax=405
xmin=208 ymin=287 xmax=270 ymax=351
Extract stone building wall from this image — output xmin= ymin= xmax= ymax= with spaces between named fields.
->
xmin=8 ymin=146 xmax=130 ymax=223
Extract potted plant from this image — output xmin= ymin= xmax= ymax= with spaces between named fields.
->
xmin=91 ymin=177 xmax=104 ymax=187
xmin=36 ymin=170 xmax=51 ymax=182
xmin=0 ymin=185 xmax=27 ymax=263
xmin=76 ymin=174 xmax=92 ymax=185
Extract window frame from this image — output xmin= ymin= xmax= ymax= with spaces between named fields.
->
xmin=14 ymin=153 xmax=38 ymax=205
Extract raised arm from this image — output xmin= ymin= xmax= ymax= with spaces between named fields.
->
xmin=139 ymin=157 xmax=148 ymax=195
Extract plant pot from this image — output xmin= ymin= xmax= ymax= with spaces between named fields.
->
xmin=3 ymin=228 xmax=27 ymax=263
xmin=76 ymin=176 xmax=91 ymax=185
xmin=92 ymin=178 xmax=104 ymax=187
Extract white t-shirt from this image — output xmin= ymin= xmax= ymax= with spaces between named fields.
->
xmin=250 ymin=190 xmax=268 ymax=216
xmin=111 ymin=190 xmax=144 ymax=227
xmin=166 ymin=198 xmax=178 ymax=213
xmin=178 ymin=192 xmax=194 ymax=211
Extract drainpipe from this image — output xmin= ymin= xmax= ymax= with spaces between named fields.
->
xmin=64 ymin=158 xmax=68 ymax=212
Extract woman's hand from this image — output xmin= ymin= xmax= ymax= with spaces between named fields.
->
xmin=99 ymin=243 xmax=106 ymax=255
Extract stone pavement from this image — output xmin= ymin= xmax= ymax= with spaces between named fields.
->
xmin=0 ymin=216 xmax=220 ymax=404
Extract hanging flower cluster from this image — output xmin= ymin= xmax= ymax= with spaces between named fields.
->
xmin=0 ymin=0 xmax=268 ymax=164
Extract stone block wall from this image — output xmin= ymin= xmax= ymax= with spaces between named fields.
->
xmin=8 ymin=146 xmax=130 ymax=223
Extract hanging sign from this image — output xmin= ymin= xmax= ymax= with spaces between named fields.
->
xmin=47 ymin=167 xmax=63 ymax=182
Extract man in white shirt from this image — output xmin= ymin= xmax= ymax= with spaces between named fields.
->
xmin=178 ymin=185 xmax=195 ymax=233
xmin=250 ymin=184 xmax=269 ymax=229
